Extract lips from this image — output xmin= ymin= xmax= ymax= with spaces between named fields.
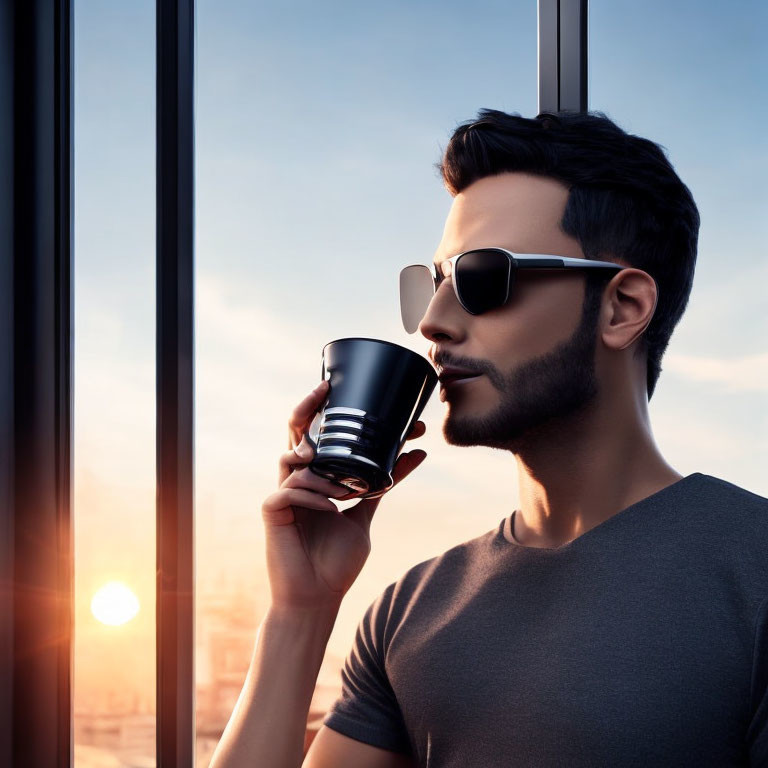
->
xmin=439 ymin=372 xmax=482 ymax=386
xmin=438 ymin=365 xmax=481 ymax=383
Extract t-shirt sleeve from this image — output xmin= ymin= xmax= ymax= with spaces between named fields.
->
xmin=748 ymin=594 xmax=768 ymax=765
xmin=322 ymin=583 xmax=412 ymax=755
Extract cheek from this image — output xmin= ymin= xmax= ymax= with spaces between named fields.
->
xmin=487 ymin=280 xmax=585 ymax=361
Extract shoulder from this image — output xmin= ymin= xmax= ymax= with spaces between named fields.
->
xmin=691 ymin=472 xmax=768 ymax=509
xmin=686 ymin=473 xmax=768 ymax=532
xmin=679 ymin=473 xmax=768 ymax=592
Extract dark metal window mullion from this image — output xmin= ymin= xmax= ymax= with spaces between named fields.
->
xmin=0 ymin=1 xmax=74 ymax=766
xmin=156 ymin=1 xmax=195 ymax=766
xmin=538 ymin=0 xmax=588 ymax=113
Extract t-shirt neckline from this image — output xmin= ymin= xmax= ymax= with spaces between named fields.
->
xmin=501 ymin=472 xmax=702 ymax=552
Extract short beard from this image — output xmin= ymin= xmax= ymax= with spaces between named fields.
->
xmin=442 ymin=279 xmax=604 ymax=453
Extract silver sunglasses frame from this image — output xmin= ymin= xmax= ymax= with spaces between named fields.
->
xmin=400 ymin=247 xmax=628 ymax=334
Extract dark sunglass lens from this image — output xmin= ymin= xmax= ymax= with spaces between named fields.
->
xmin=455 ymin=250 xmax=509 ymax=313
xmin=400 ymin=265 xmax=435 ymax=333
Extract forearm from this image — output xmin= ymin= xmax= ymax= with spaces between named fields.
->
xmin=208 ymin=604 xmax=340 ymax=768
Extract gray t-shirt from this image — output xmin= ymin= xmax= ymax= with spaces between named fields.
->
xmin=323 ymin=472 xmax=768 ymax=766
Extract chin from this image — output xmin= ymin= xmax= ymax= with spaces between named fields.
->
xmin=442 ymin=410 xmax=505 ymax=449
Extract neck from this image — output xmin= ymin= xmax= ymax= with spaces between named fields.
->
xmin=510 ymin=383 xmax=682 ymax=549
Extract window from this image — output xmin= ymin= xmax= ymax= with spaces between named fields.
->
xmin=6 ymin=1 xmax=765 ymax=766
xmin=73 ymin=1 xmax=157 ymax=764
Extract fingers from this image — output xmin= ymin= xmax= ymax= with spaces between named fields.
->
xmin=390 ymin=449 xmax=427 ymax=487
xmin=266 ymin=461 xmax=354 ymax=528
xmin=262 ymin=487 xmax=339 ymax=528
xmin=404 ymin=420 xmax=426 ymax=441
xmin=287 ymin=380 xmax=329 ymax=451
xmin=279 ymin=433 xmax=315 ymax=486
xmin=283 ymin=465 xmax=353 ymax=499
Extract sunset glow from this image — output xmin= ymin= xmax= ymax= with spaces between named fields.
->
xmin=90 ymin=581 xmax=140 ymax=626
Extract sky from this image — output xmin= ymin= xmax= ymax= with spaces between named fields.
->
xmin=73 ymin=0 xmax=767 ymax=712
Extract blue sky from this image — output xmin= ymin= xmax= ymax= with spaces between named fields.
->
xmin=73 ymin=0 xmax=767 ymax=676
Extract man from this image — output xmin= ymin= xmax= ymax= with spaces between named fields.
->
xmin=210 ymin=111 xmax=768 ymax=767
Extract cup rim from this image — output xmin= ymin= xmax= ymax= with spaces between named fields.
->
xmin=321 ymin=337 xmax=436 ymax=372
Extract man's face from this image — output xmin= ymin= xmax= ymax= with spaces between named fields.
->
xmin=421 ymin=171 xmax=603 ymax=451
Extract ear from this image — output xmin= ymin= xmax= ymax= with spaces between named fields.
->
xmin=600 ymin=269 xmax=658 ymax=352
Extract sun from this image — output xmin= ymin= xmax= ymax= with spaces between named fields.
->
xmin=91 ymin=581 xmax=140 ymax=626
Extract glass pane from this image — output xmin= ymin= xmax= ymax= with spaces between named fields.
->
xmin=73 ymin=2 xmax=156 ymax=765
xmin=194 ymin=1 xmax=537 ymax=762
xmin=590 ymin=0 xmax=768 ymax=491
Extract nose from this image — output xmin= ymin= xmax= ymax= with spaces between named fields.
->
xmin=418 ymin=275 xmax=466 ymax=342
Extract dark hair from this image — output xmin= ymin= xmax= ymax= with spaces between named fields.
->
xmin=437 ymin=109 xmax=700 ymax=401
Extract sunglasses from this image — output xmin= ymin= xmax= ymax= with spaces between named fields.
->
xmin=399 ymin=247 xmax=627 ymax=334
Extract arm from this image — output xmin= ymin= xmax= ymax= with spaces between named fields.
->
xmin=208 ymin=606 xmax=338 ymax=768
xmin=208 ymin=379 xmax=427 ymax=767
xmin=208 ymin=604 xmax=416 ymax=768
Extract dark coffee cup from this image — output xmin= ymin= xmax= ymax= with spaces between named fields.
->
xmin=304 ymin=337 xmax=438 ymax=499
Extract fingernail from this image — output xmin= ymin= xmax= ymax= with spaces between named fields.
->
xmin=296 ymin=440 xmax=313 ymax=458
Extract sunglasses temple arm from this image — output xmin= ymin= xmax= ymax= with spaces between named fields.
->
xmin=555 ymin=256 xmax=625 ymax=270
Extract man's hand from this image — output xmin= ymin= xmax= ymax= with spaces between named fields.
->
xmin=261 ymin=379 xmax=427 ymax=611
